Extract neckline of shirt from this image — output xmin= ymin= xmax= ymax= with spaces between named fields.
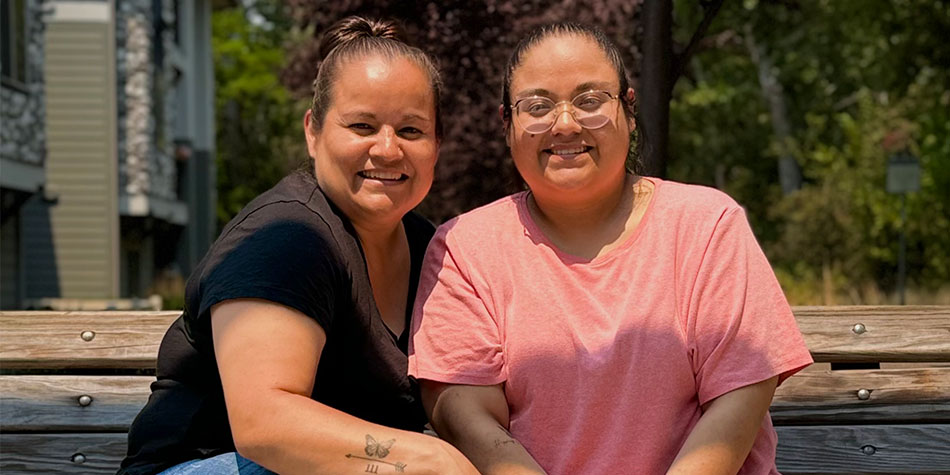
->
xmin=517 ymin=176 xmax=663 ymax=268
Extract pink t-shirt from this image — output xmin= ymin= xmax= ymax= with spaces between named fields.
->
xmin=409 ymin=178 xmax=812 ymax=474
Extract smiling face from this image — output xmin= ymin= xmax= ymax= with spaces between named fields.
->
xmin=507 ymin=34 xmax=635 ymax=200
xmin=305 ymin=54 xmax=438 ymax=227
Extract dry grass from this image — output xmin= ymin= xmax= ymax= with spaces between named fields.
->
xmin=780 ymin=278 xmax=950 ymax=306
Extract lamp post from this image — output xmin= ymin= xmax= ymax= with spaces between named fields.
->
xmin=886 ymin=151 xmax=920 ymax=305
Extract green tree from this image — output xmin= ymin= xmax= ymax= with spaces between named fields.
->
xmin=669 ymin=0 xmax=950 ymax=302
xmin=213 ymin=1 xmax=306 ymax=228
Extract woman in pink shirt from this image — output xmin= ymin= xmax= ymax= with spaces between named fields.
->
xmin=408 ymin=23 xmax=813 ymax=474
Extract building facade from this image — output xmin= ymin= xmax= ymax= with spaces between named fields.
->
xmin=0 ymin=0 xmax=215 ymax=309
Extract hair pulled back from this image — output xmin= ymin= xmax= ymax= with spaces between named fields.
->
xmin=310 ymin=16 xmax=443 ymax=140
xmin=501 ymin=23 xmax=643 ymax=173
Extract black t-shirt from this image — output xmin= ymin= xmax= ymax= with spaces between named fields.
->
xmin=119 ymin=172 xmax=435 ymax=475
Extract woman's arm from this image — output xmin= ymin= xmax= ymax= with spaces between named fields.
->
xmin=420 ymin=380 xmax=546 ymax=474
xmin=212 ymin=299 xmax=478 ymax=475
xmin=666 ymin=376 xmax=779 ymax=475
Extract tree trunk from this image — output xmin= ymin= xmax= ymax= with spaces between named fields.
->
xmin=744 ymin=24 xmax=802 ymax=194
xmin=639 ymin=0 xmax=673 ymax=178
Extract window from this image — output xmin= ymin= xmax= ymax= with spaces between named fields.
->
xmin=1 ymin=0 xmax=28 ymax=86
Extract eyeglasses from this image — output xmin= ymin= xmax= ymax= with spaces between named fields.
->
xmin=511 ymin=90 xmax=619 ymax=134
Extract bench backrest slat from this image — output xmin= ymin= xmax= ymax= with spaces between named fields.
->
xmin=0 ymin=433 xmax=127 ymax=474
xmin=771 ymin=367 xmax=950 ymax=424
xmin=0 ymin=312 xmax=179 ymax=370
xmin=793 ymin=306 xmax=950 ymax=363
xmin=775 ymin=424 xmax=950 ymax=473
xmin=3 ymin=307 xmax=948 ymax=368
xmin=0 ymin=375 xmax=154 ymax=432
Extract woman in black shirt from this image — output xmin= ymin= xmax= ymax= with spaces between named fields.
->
xmin=120 ymin=16 xmax=477 ymax=475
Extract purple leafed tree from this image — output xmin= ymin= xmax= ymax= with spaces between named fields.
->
xmin=283 ymin=0 xmax=720 ymax=222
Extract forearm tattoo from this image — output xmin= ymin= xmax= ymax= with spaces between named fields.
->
xmin=345 ymin=434 xmax=407 ymax=473
xmin=493 ymin=426 xmax=521 ymax=450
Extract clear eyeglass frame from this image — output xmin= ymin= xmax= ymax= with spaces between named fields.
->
xmin=512 ymin=90 xmax=620 ymax=134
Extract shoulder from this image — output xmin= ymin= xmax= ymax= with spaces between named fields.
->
xmin=228 ymin=171 xmax=322 ymax=218
xmin=651 ymin=178 xmax=743 ymax=217
xmin=198 ymin=176 xmax=346 ymax=281
xmin=643 ymin=178 xmax=750 ymax=250
xmin=414 ymin=194 xmax=524 ymax=277
xmin=218 ymin=172 xmax=338 ymax=249
xmin=223 ymin=202 xmax=337 ymax=255
xmin=435 ymin=192 xmax=526 ymax=246
xmin=198 ymin=203 xmax=344 ymax=286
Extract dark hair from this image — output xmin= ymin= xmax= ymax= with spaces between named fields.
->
xmin=501 ymin=23 xmax=643 ymax=173
xmin=309 ymin=16 xmax=443 ymax=140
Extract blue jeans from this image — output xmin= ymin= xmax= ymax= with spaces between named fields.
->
xmin=158 ymin=452 xmax=276 ymax=475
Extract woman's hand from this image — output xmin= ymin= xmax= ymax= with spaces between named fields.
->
xmin=212 ymin=299 xmax=478 ymax=474
xmin=421 ymin=380 xmax=546 ymax=475
xmin=666 ymin=376 xmax=779 ymax=475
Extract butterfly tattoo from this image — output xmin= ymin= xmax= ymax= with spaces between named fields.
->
xmin=365 ymin=434 xmax=395 ymax=459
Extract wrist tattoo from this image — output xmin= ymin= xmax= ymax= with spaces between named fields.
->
xmin=345 ymin=434 xmax=407 ymax=472
xmin=364 ymin=434 xmax=395 ymax=458
xmin=494 ymin=426 xmax=520 ymax=449
xmin=494 ymin=438 xmax=519 ymax=448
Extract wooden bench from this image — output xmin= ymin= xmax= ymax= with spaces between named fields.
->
xmin=0 ymin=311 xmax=179 ymax=474
xmin=772 ymin=306 xmax=950 ymax=473
xmin=1 ymin=307 xmax=948 ymax=474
